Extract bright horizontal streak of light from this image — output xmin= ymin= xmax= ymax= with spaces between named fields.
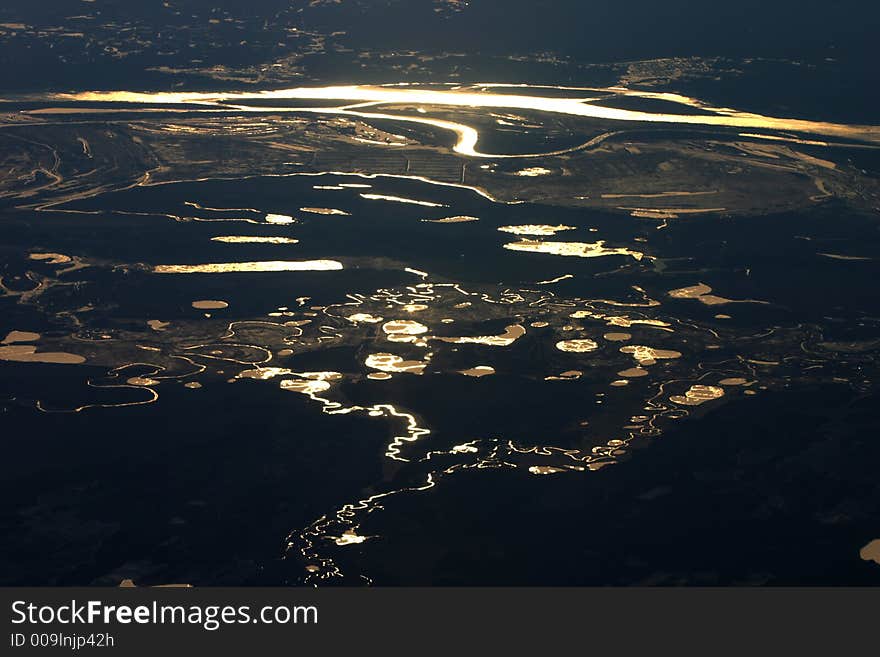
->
xmin=153 ymin=260 xmax=343 ymax=273
xmin=50 ymin=85 xmax=880 ymax=151
xmin=359 ymin=193 xmax=447 ymax=207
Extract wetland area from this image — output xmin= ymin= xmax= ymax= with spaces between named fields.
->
xmin=1 ymin=0 xmax=879 ymax=586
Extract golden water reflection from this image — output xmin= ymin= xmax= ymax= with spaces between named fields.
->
xmin=210 ymin=236 xmax=299 ymax=244
xmin=498 ymin=224 xmax=576 ymax=236
xmin=670 ymin=384 xmax=725 ymax=406
xmin=0 ymin=344 xmax=86 ymax=364
xmin=556 ymin=339 xmax=599 ymax=353
xmin=504 ymin=240 xmax=646 ymax=260
xmin=366 ymin=353 xmax=428 ymax=375
xmin=46 ymin=85 xmax=880 ymax=157
xmin=154 ymin=260 xmax=343 ymax=273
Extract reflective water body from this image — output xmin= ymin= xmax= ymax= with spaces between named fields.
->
xmin=1 ymin=1 xmax=880 ymax=587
